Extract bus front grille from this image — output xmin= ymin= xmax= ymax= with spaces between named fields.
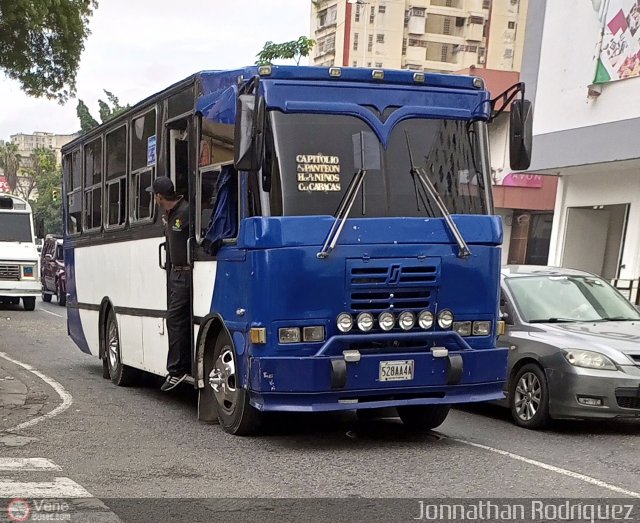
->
xmin=0 ymin=264 xmax=20 ymax=280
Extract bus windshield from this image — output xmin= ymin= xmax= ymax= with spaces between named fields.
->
xmin=267 ymin=111 xmax=487 ymax=218
xmin=0 ymin=213 xmax=32 ymax=243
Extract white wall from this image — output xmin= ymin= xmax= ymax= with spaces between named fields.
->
xmin=548 ymin=168 xmax=640 ymax=279
xmin=534 ymin=0 xmax=640 ymax=136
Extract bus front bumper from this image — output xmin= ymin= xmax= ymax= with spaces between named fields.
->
xmin=247 ymin=341 xmax=508 ymax=413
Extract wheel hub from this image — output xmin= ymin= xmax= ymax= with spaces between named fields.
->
xmin=209 ymin=347 xmax=237 ymax=413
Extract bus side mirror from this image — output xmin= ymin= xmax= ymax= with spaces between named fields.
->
xmin=234 ymin=94 xmax=265 ymax=173
xmin=509 ymin=99 xmax=533 ymax=171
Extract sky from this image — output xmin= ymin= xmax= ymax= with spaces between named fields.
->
xmin=0 ymin=0 xmax=311 ymax=140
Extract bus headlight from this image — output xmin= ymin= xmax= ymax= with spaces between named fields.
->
xmin=337 ymin=313 xmax=353 ymax=333
xmin=278 ymin=327 xmax=301 ymax=344
xmin=472 ymin=321 xmax=492 ymax=336
xmin=303 ymin=326 xmax=325 ymax=342
xmin=438 ymin=310 xmax=454 ymax=329
xmin=453 ymin=321 xmax=472 ymax=337
xmin=418 ymin=310 xmax=434 ymax=330
xmin=398 ymin=311 xmax=416 ymax=331
xmin=356 ymin=312 xmax=374 ymax=332
xmin=378 ymin=312 xmax=395 ymax=331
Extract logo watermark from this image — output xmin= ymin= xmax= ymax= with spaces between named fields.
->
xmin=6 ymin=499 xmax=71 ymax=522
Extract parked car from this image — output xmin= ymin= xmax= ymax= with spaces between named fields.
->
xmin=40 ymin=236 xmax=66 ymax=306
xmin=498 ymin=265 xmax=640 ymax=429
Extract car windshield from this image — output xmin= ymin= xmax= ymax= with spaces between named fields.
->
xmin=0 ymin=213 xmax=32 ymax=243
xmin=506 ymin=275 xmax=640 ymax=323
xmin=266 ymin=111 xmax=488 ymax=217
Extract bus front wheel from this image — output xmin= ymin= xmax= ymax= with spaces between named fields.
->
xmin=207 ymin=334 xmax=261 ymax=436
xmin=397 ymin=405 xmax=450 ymax=431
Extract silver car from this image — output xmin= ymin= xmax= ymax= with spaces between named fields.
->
xmin=499 ymin=265 xmax=640 ymax=429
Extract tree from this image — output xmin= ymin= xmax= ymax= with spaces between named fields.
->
xmin=76 ymin=89 xmax=130 ymax=133
xmin=0 ymin=0 xmax=98 ymax=102
xmin=28 ymin=148 xmax=63 ymax=236
xmin=256 ymin=36 xmax=316 ymax=66
xmin=0 ymin=142 xmax=21 ymax=193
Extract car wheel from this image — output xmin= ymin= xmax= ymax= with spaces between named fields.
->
xmin=397 ymin=405 xmax=450 ymax=431
xmin=42 ymin=288 xmax=52 ymax=303
xmin=510 ymin=363 xmax=550 ymax=429
xmin=105 ymin=309 xmax=138 ymax=386
xmin=22 ymin=297 xmax=36 ymax=311
xmin=208 ymin=333 xmax=261 ymax=435
xmin=56 ymin=281 xmax=66 ymax=306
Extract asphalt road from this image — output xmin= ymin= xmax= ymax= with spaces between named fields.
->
xmin=1 ymin=298 xmax=640 ymax=519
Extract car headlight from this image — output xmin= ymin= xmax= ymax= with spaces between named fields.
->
xmin=563 ymin=349 xmax=617 ymax=371
xmin=418 ymin=310 xmax=434 ymax=330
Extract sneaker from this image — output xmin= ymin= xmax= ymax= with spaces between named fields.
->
xmin=161 ymin=373 xmax=188 ymax=392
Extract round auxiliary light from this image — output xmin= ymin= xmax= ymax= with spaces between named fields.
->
xmin=378 ymin=312 xmax=395 ymax=332
xmin=337 ymin=313 xmax=353 ymax=333
xmin=398 ymin=311 xmax=416 ymax=331
xmin=356 ymin=312 xmax=374 ymax=332
xmin=438 ymin=310 xmax=454 ymax=329
xmin=418 ymin=310 xmax=434 ymax=330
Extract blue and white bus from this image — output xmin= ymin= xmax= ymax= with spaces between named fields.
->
xmin=62 ymin=66 xmax=532 ymax=435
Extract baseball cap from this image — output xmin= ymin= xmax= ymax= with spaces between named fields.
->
xmin=146 ymin=176 xmax=175 ymax=197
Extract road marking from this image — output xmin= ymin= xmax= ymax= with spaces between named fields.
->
xmin=0 ymin=477 xmax=92 ymax=498
xmin=449 ymin=436 xmax=640 ymax=498
xmin=39 ymin=307 xmax=65 ymax=319
xmin=0 ymin=458 xmax=61 ymax=471
xmin=0 ymin=352 xmax=73 ymax=433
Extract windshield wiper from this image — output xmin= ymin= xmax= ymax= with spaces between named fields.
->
xmin=316 ymin=167 xmax=367 ymax=259
xmin=598 ymin=316 xmax=639 ymax=322
xmin=529 ymin=318 xmax=578 ymax=324
xmin=405 ymin=131 xmax=471 ymax=259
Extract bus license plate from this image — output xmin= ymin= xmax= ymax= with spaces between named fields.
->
xmin=379 ymin=360 xmax=414 ymax=382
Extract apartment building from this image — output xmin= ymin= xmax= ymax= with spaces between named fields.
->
xmin=10 ymin=131 xmax=77 ymax=168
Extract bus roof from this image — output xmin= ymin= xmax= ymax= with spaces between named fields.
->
xmin=62 ymin=66 xmax=487 ymax=152
xmin=0 ymin=193 xmax=31 ymax=211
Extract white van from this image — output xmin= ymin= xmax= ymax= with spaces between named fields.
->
xmin=0 ymin=193 xmax=40 ymax=310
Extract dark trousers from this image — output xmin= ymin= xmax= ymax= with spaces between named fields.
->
xmin=166 ymin=270 xmax=192 ymax=375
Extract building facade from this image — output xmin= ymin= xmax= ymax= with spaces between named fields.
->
xmin=310 ymin=0 xmax=528 ymax=73
xmin=522 ymin=0 xmax=640 ymax=281
xmin=10 ymin=132 xmax=77 ymax=168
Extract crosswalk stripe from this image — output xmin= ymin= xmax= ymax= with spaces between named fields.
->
xmin=0 ymin=458 xmax=62 ymax=471
xmin=0 ymin=477 xmax=93 ymax=498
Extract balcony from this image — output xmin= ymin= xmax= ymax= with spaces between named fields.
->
xmin=427 ymin=0 xmax=465 ymax=18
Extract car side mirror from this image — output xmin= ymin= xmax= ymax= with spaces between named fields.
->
xmin=509 ymin=99 xmax=533 ymax=171
xmin=234 ymin=93 xmax=265 ymax=173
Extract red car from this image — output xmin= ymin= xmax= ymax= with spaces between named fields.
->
xmin=40 ymin=236 xmax=66 ymax=306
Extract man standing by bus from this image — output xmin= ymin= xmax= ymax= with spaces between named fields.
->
xmin=148 ymin=176 xmax=191 ymax=391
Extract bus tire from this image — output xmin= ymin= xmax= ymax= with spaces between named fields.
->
xmin=209 ymin=333 xmax=261 ymax=436
xmin=104 ymin=308 xmax=138 ymax=386
xmin=23 ymin=297 xmax=36 ymax=311
xmin=397 ymin=405 xmax=450 ymax=431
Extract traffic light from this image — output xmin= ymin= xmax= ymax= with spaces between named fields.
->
xmin=52 ymin=188 xmax=59 ymax=201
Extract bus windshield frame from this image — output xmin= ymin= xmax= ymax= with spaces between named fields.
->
xmin=0 ymin=212 xmax=33 ymax=243
xmin=264 ymin=111 xmax=490 ymax=218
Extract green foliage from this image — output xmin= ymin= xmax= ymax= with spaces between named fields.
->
xmin=0 ymin=142 xmax=21 ymax=192
xmin=256 ymin=36 xmax=316 ymax=66
xmin=0 ymin=0 xmax=98 ymax=102
xmin=76 ymin=89 xmax=130 ymax=134
xmin=76 ymin=100 xmax=99 ymax=134
xmin=28 ymin=148 xmax=63 ymax=236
